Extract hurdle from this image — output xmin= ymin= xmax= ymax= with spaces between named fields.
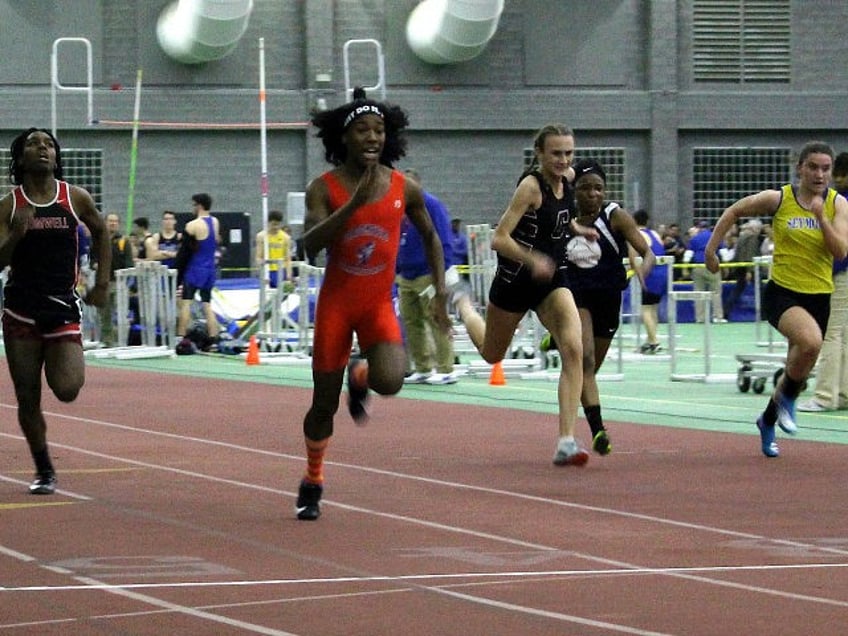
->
xmin=103 ymin=263 xmax=177 ymax=359
xmin=667 ymin=289 xmax=735 ymax=383
xmin=751 ymin=255 xmax=783 ymax=351
xmin=247 ymin=262 xmax=322 ymax=364
xmin=254 ymin=257 xmax=301 ymax=352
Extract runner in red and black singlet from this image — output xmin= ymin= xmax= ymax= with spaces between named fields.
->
xmin=0 ymin=128 xmax=111 ymax=495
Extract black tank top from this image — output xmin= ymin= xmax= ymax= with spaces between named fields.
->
xmin=7 ymin=181 xmax=80 ymax=296
xmin=564 ymin=201 xmax=628 ymax=291
xmin=158 ymin=232 xmax=181 ymax=268
xmin=496 ymin=171 xmax=574 ymax=282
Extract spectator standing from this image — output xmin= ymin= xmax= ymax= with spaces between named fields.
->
xmin=723 ymin=218 xmax=762 ymax=319
xmin=293 ymin=88 xmax=450 ymax=520
xmin=96 ymin=212 xmax=134 ymax=346
xmin=397 ymin=168 xmax=457 ymax=385
xmin=760 ymin=223 xmax=775 ymax=257
xmin=689 ymin=220 xmax=726 ymax=323
xmin=705 ymin=141 xmax=848 ymax=457
xmin=131 ymin=216 xmax=151 ymax=260
xmin=631 ymin=209 xmax=667 ymax=353
xmin=662 ymin=223 xmax=686 ymax=279
xmin=144 ymin=209 xmax=181 ymax=268
xmin=254 ymin=209 xmax=292 ymax=288
xmin=0 ymin=127 xmax=110 ymax=494
xmin=799 ymin=152 xmax=848 ymax=412
xmin=176 ymin=193 xmax=221 ymax=342
xmin=452 ymin=123 xmax=591 ymax=466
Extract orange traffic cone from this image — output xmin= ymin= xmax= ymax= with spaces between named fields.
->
xmin=489 ymin=361 xmax=506 ymax=386
xmin=245 ymin=335 xmax=260 ymax=365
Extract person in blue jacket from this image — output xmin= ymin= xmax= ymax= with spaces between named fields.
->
xmin=396 ymin=168 xmax=457 ymax=385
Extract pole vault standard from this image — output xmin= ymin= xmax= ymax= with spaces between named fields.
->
xmin=126 ymin=69 xmax=143 ymax=235
xmin=258 ymin=37 xmax=270 ymax=334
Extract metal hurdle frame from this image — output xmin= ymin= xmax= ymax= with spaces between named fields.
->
xmin=460 ymin=223 xmax=545 ymax=377
xmin=293 ymin=263 xmax=324 ymax=355
xmin=251 ymin=262 xmax=323 ymax=363
xmin=666 ymin=282 xmax=735 ymax=384
xmin=255 ymin=257 xmax=301 ymax=350
xmin=135 ymin=261 xmax=178 ymax=348
xmin=752 ymin=255 xmax=782 ymax=350
xmin=103 ymin=264 xmax=176 ymax=359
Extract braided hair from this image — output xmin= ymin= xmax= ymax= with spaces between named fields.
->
xmin=9 ymin=127 xmax=64 ymax=185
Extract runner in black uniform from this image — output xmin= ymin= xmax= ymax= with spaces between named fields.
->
xmin=453 ymin=123 xmax=593 ymax=466
xmin=0 ymin=128 xmax=111 ymax=494
xmin=564 ymin=159 xmax=655 ymax=455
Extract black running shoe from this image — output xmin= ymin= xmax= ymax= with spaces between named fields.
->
xmin=347 ymin=357 xmax=370 ymax=424
xmin=295 ymin=480 xmax=323 ymax=520
xmin=29 ymin=472 xmax=57 ymax=495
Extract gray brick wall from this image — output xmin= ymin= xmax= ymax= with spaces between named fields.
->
xmin=2 ymin=0 xmax=848 ymax=257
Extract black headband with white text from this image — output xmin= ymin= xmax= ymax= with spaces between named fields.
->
xmin=343 ymin=104 xmax=384 ymax=129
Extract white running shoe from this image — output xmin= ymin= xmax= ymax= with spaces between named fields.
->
xmin=404 ymin=371 xmax=432 ymax=384
xmin=775 ymin=393 xmax=798 ymax=435
xmin=425 ymin=372 xmax=457 ymax=385
xmin=797 ymin=399 xmax=831 ymax=413
xmin=552 ymin=440 xmax=589 ymax=466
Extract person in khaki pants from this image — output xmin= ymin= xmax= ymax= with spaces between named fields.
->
xmin=799 ymin=152 xmax=848 ymax=412
xmin=396 ymin=168 xmax=457 ymax=385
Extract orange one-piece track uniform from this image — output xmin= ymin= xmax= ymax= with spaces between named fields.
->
xmin=311 ymin=169 xmax=406 ymax=373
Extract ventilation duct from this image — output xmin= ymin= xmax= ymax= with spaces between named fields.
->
xmin=157 ymin=0 xmax=254 ymax=65
xmin=406 ymin=0 xmax=503 ymax=65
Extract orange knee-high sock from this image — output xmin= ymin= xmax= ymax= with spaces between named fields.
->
xmin=351 ymin=358 xmax=369 ymax=389
xmin=304 ymin=437 xmax=329 ymax=484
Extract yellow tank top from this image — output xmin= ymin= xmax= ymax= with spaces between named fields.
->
xmin=265 ymin=230 xmax=289 ymax=271
xmin=771 ymin=184 xmax=837 ymax=294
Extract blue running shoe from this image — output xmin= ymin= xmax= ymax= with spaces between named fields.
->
xmin=756 ymin=416 xmax=779 ymax=458
xmin=775 ymin=393 xmax=798 ymax=435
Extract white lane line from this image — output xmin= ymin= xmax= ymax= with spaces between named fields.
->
xmin=4 ymin=561 xmax=848 ymax=593
xmin=0 ymin=542 xmax=298 ymax=636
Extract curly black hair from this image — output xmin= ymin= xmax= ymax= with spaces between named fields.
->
xmin=9 ymin=127 xmax=64 ymax=185
xmin=311 ymin=88 xmax=409 ymax=167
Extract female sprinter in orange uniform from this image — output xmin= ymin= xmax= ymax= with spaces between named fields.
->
xmin=294 ymin=90 xmax=451 ymax=520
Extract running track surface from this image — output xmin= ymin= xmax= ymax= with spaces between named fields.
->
xmin=2 ymin=364 xmax=848 ymax=635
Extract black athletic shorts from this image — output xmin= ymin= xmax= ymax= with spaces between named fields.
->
xmin=762 ymin=280 xmax=830 ymax=335
xmin=2 ymin=286 xmax=83 ymax=343
xmin=641 ymin=290 xmax=663 ymax=306
xmin=488 ymin=268 xmax=568 ymax=314
xmin=570 ymin=288 xmax=622 ymax=339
